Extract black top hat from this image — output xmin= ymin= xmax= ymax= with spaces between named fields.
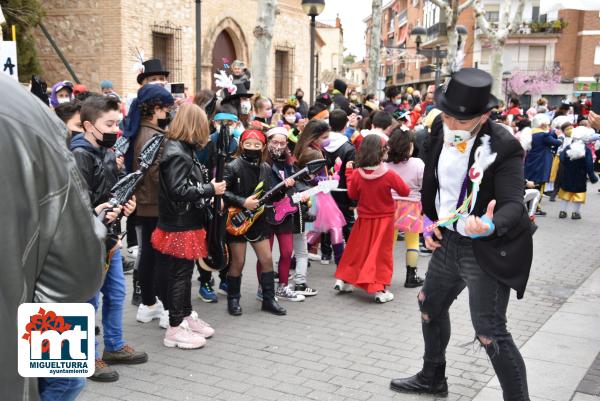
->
xmin=137 ymin=59 xmax=170 ymax=84
xmin=434 ymin=68 xmax=498 ymax=119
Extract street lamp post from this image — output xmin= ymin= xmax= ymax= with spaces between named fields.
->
xmin=410 ymin=26 xmax=467 ymax=89
xmin=302 ymin=0 xmax=325 ymax=105
xmin=195 ymin=0 xmax=202 ymax=93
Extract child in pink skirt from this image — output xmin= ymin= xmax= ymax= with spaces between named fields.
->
xmin=385 ymin=128 xmax=425 ymax=288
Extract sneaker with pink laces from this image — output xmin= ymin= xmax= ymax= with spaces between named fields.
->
xmin=184 ymin=311 xmax=215 ymax=338
xmin=163 ymin=320 xmax=206 ymax=349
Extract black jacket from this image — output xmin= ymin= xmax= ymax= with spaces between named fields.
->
xmin=324 ymin=139 xmax=356 ymax=207
xmin=70 ymin=134 xmax=119 ymax=206
xmin=223 ymin=157 xmax=271 ymax=208
xmin=333 ymin=93 xmax=355 ymax=116
xmin=157 ymin=140 xmax=215 ymax=231
xmin=559 ymin=146 xmax=598 ymax=193
xmin=422 ymin=116 xmax=533 ymax=299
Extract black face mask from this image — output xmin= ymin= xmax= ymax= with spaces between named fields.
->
xmin=296 ymin=95 xmax=303 ymax=101
xmin=158 ymin=115 xmax=171 ymax=129
xmin=96 ymin=132 xmax=118 ymax=148
xmin=241 ymin=149 xmax=262 ymax=163
xmin=91 ymin=123 xmax=118 ymax=148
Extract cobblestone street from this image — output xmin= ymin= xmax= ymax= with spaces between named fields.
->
xmin=81 ymin=190 xmax=600 ymax=401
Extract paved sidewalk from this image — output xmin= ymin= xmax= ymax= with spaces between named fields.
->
xmin=80 ymin=190 xmax=600 ymax=401
xmin=473 ymin=264 xmax=600 ymax=401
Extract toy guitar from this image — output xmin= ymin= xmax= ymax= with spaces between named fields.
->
xmin=266 ymin=179 xmax=339 ymax=225
xmin=226 ymin=159 xmax=326 ymax=236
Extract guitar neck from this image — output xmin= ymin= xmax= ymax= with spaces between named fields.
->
xmin=257 ymin=166 xmax=309 ymax=206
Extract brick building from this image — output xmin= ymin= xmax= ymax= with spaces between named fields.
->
xmin=364 ymin=0 xmax=600 ymax=105
xmin=33 ymin=0 xmax=313 ymax=101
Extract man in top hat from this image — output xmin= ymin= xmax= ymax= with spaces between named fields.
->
xmin=390 ymin=68 xmax=533 ymax=400
xmin=137 ymin=59 xmax=170 ymax=87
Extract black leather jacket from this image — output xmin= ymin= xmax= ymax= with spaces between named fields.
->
xmin=70 ymin=134 xmax=119 ymax=206
xmin=157 ymin=139 xmax=215 ymax=231
xmin=0 ymin=74 xmax=104 ymax=401
xmin=223 ymin=156 xmax=271 ymax=208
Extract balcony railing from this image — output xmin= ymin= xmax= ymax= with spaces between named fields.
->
xmin=426 ymin=22 xmax=447 ymax=40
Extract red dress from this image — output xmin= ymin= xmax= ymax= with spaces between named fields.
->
xmin=334 ymin=165 xmax=410 ymax=293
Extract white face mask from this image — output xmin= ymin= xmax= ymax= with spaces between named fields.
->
xmin=285 ymin=115 xmax=296 ymax=124
xmin=240 ymin=101 xmax=252 ymax=115
xmin=443 ymin=118 xmax=482 ymax=145
xmin=57 ymin=97 xmax=71 ymax=104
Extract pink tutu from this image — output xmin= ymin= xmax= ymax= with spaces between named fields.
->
xmin=394 ymin=200 xmax=423 ymax=233
xmin=312 ymin=192 xmax=346 ymax=232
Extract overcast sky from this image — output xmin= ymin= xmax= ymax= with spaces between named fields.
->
xmin=316 ymin=0 xmax=377 ymax=60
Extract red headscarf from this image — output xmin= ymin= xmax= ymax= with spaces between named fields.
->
xmin=240 ymin=129 xmax=266 ymax=144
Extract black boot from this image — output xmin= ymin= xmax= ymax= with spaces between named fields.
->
xmin=226 ymin=276 xmax=242 ymax=316
xmin=390 ymin=362 xmax=448 ymax=396
xmin=260 ymin=272 xmax=286 ymax=315
xmin=404 ymin=266 xmax=424 ymax=288
xmin=131 ymin=269 xmax=142 ymax=306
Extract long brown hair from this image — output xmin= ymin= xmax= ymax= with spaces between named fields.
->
xmin=167 ymin=103 xmax=209 ymax=148
xmin=293 ymin=119 xmax=330 ymax=161
xmin=356 ymin=134 xmax=386 ymax=168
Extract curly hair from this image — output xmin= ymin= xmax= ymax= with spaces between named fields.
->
xmin=387 ymin=128 xmax=414 ymax=163
xmin=140 ymin=98 xmax=170 ymax=119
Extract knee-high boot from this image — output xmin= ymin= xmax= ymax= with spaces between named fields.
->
xmin=260 ymin=272 xmax=286 ymax=315
xmin=226 ymin=275 xmax=242 ymax=316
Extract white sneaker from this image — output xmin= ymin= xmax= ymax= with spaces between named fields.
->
xmin=308 ymin=253 xmax=321 ymax=261
xmin=159 ymin=310 xmax=169 ymax=329
xmin=136 ymin=300 xmax=164 ymax=323
xmin=163 ymin=320 xmax=206 ymax=349
xmin=334 ymin=279 xmax=354 ymax=293
xmin=375 ymin=290 xmax=394 ymax=304
xmin=127 ymin=245 xmax=139 ymax=259
xmin=275 ymin=285 xmax=305 ymax=302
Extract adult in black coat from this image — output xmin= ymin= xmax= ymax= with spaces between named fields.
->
xmin=332 ymin=79 xmax=355 ymax=116
xmin=391 ymin=69 xmax=533 ymax=400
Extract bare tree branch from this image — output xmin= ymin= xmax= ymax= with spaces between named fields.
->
xmin=507 ymin=0 xmax=526 ymax=33
xmin=458 ymin=0 xmax=476 ymax=14
xmin=428 ymin=0 xmax=450 ymax=12
xmin=473 ymin=0 xmax=491 ymax=37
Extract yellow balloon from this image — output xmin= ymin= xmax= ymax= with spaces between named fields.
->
xmin=407 ymin=87 xmax=414 ymax=94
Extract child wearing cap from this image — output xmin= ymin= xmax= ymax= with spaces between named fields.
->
xmin=222 ymin=126 xmax=292 ymax=316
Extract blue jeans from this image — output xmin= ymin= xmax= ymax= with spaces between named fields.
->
xmin=419 ymin=229 xmax=529 ymax=401
xmin=90 ymin=249 xmax=126 ymax=359
xmin=38 ymin=377 xmax=85 ymax=401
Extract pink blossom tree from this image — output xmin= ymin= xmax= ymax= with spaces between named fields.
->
xmin=507 ymin=67 xmax=561 ymax=97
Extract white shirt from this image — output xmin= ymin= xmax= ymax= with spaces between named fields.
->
xmin=435 ymin=136 xmax=477 ymax=236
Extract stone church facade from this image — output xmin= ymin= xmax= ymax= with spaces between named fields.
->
xmin=34 ymin=0 xmax=312 ymax=101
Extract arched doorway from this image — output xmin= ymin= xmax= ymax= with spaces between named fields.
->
xmin=211 ymin=30 xmax=237 ymax=91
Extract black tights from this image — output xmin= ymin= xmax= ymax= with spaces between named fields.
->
xmin=228 ymin=240 xmax=273 ymax=278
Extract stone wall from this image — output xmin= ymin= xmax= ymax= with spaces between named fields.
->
xmin=34 ymin=0 xmax=311 ymax=101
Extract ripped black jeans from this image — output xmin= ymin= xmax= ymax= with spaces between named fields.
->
xmin=419 ymin=229 xmax=530 ymax=401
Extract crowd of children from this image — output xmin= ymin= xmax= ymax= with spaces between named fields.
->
xmin=30 ymin=56 xmax=600 ymax=401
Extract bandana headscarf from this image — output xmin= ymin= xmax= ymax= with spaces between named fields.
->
xmin=240 ymin=129 xmax=266 ymax=144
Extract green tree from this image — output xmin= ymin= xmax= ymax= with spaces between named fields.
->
xmin=1 ymin=0 xmax=45 ymax=81
xmin=344 ymin=54 xmax=356 ymax=64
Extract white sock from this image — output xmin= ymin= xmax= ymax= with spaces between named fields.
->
xmin=560 ymin=200 xmax=569 ymax=212
xmin=546 ymin=182 xmax=554 ymax=192
xmin=572 ymin=203 xmax=582 ymax=213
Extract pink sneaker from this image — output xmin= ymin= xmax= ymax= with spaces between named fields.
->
xmin=163 ymin=320 xmax=206 ymax=349
xmin=184 ymin=311 xmax=215 ymax=338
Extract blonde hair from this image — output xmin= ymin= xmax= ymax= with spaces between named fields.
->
xmin=167 ymin=103 xmax=210 ymax=147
